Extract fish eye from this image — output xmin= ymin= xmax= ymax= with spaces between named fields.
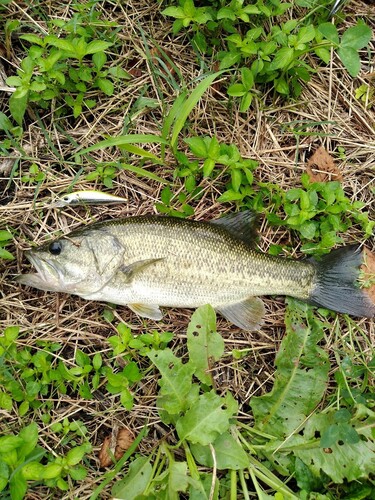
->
xmin=49 ymin=241 xmax=62 ymax=255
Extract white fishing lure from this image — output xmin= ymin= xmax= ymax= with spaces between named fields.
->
xmin=52 ymin=190 xmax=127 ymax=207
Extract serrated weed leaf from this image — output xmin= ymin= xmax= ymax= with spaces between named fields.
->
xmin=187 ymin=305 xmax=224 ymax=386
xmin=111 ymin=456 xmax=152 ymax=499
xmin=147 ymin=349 xmax=195 ymax=417
xmin=295 ymin=410 xmax=375 ymax=483
xmin=176 ymin=391 xmax=238 ymax=445
xmin=191 ymin=431 xmax=249 ymax=470
xmin=168 ymin=461 xmax=189 ymax=495
xmin=251 ymin=300 xmax=330 ymax=437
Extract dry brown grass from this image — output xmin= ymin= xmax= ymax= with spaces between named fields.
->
xmin=0 ymin=1 xmax=374 ymax=498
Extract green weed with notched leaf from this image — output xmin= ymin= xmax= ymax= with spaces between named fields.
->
xmin=108 ymin=303 xmax=375 ymax=499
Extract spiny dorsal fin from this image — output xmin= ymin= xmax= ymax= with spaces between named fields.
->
xmin=211 ymin=211 xmax=258 ymax=246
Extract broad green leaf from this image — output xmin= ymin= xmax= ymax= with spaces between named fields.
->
xmin=337 ymin=47 xmax=361 ymax=77
xmin=187 ymin=305 xmax=224 ymax=386
xmin=147 ymin=349 xmax=195 ymax=416
xmin=176 ymin=391 xmax=238 ymax=445
xmin=297 ymin=25 xmax=316 ymax=44
xmin=294 ymin=457 xmax=323 ymax=493
xmin=44 ymin=35 xmax=75 ymax=52
xmin=168 ymin=461 xmax=189 ymax=495
xmin=269 ymin=47 xmax=295 ymax=71
xmin=66 ymin=444 xmax=91 ymax=466
xmin=299 ymin=221 xmax=317 ymax=239
xmin=85 ymin=40 xmax=112 ymax=54
xmin=162 ymin=7 xmax=185 ymax=19
xmin=9 ymin=91 xmax=28 ymax=126
xmin=111 ymin=456 xmax=152 ymax=499
xmin=275 ymin=77 xmax=289 ymax=95
xmin=0 ymin=460 xmax=9 ymax=486
xmin=340 ymin=22 xmax=372 ymax=50
xmin=21 ymin=462 xmax=45 ymax=480
xmin=0 ymin=435 xmax=23 ymax=453
xmin=295 ymin=409 xmax=375 ymax=482
xmin=18 ymin=422 xmax=38 ymax=459
xmin=96 ymin=78 xmax=114 ymax=96
xmin=92 ymin=51 xmax=106 ymax=70
xmin=19 ymin=34 xmax=43 ymax=45
xmin=203 ymin=158 xmax=215 ymax=177
xmin=0 ymin=111 xmax=13 ymax=134
xmin=217 ymin=189 xmax=243 ymax=202
xmin=240 ymin=92 xmax=252 ymax=112
xmin=241 ymin=67 xmax=254 ymax=90
xmin=231 ymin=168 xmax=242 ymax=192
xmin=185 ymin=137 xmax=208 ymax=157
xmin=251 ymin=300 xmax=330 ymax=437
xmin=219 ymin=52 xmax=241 ymax=70
xmin=318 ymin=23 xmax=339 ymax=45
xmin=0 ymin=230 xmax=12 ymax=241
xmin=0 ymin=391 xmax=12 ymax=410
xmin=183 ymin=0 xmax=195 ymax=18
xmin=4 ymin=326 xmax=19 ymax=342
xmin=191 ymin=431 xmax=249 ymax=470
xmin=10 ymin=471 xmax=27 ymax=500
xmin=217 ymin=7 xmax=236 ymax=21
xmin=227 ymin=83 xmax=246 ymax=97
xmin=314 ymin=47 xmax=330 ymax=64
xmin=170 ymin=71 xmax=224 ymax=151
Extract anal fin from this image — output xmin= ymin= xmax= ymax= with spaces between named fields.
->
xmin=128 ymin=303 xmax=163 ymax=321
xmin=216 ymin=297 xmax=265 ymax=330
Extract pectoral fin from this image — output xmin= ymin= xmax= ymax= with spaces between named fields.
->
xmin=120 ymin=258 xmax=164 ymax=283
xmin=128 ymin=303 xmax=163 ymax=320
xmin=217 ymin=297 xmax=265 ymax=330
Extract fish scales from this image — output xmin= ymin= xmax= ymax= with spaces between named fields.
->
xmin=17 ymin=213 xmax=375 ymax=329
xmin=86 ymin=217 xmax=315 ymax=307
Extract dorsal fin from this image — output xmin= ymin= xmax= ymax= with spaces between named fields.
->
xmin=211 ymin=211 xmax=258 ymax=245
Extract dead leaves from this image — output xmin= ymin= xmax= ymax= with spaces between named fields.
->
xmin=306 ymin=146 xmax=343 ymax=182
xmin=361 ymin=247 xmax=375 ymax=304
xmin=98 ymin=426 xmax=135 ymax=467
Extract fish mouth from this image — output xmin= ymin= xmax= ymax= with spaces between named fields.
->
xmin=17 ymin=251 xmax=62 ymax=292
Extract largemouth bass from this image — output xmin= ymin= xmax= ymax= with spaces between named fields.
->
xmin=17 ymin=212 xmax=375 ymax=329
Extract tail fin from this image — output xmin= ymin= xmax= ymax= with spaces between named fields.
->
xmin=308 ymin=245 xmax=375 ymax=318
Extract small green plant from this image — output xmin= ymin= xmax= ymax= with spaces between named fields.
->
xmin=355 ymin=83 xmax=374 ymax=109
xmin=0 ymin=422 xmax=92 ymax=499
xmin=20 ymin=163 xmax=46 ymax=184
xmin=0 ymin=229 xmax=14 ymax=260
xmin=6 ymin=8 xmax=129 ymax=124
xmin=264 ymin=173 xmax=374 ymax=254
xmin=162 ymin=0 xmax=372 ymax=107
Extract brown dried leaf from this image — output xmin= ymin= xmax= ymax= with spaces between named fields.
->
xmin=115 ymin=427 xmax=135 ymax=459
xmin=306 ymin=146 xmax=343 ymax=182
xmin=98 ymin=427 xmax=135 ymax=467
xmin=361 ymin=248 xmax=375 ymax=304
xmin=99 ymin=435 xmax=115 ymax=468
